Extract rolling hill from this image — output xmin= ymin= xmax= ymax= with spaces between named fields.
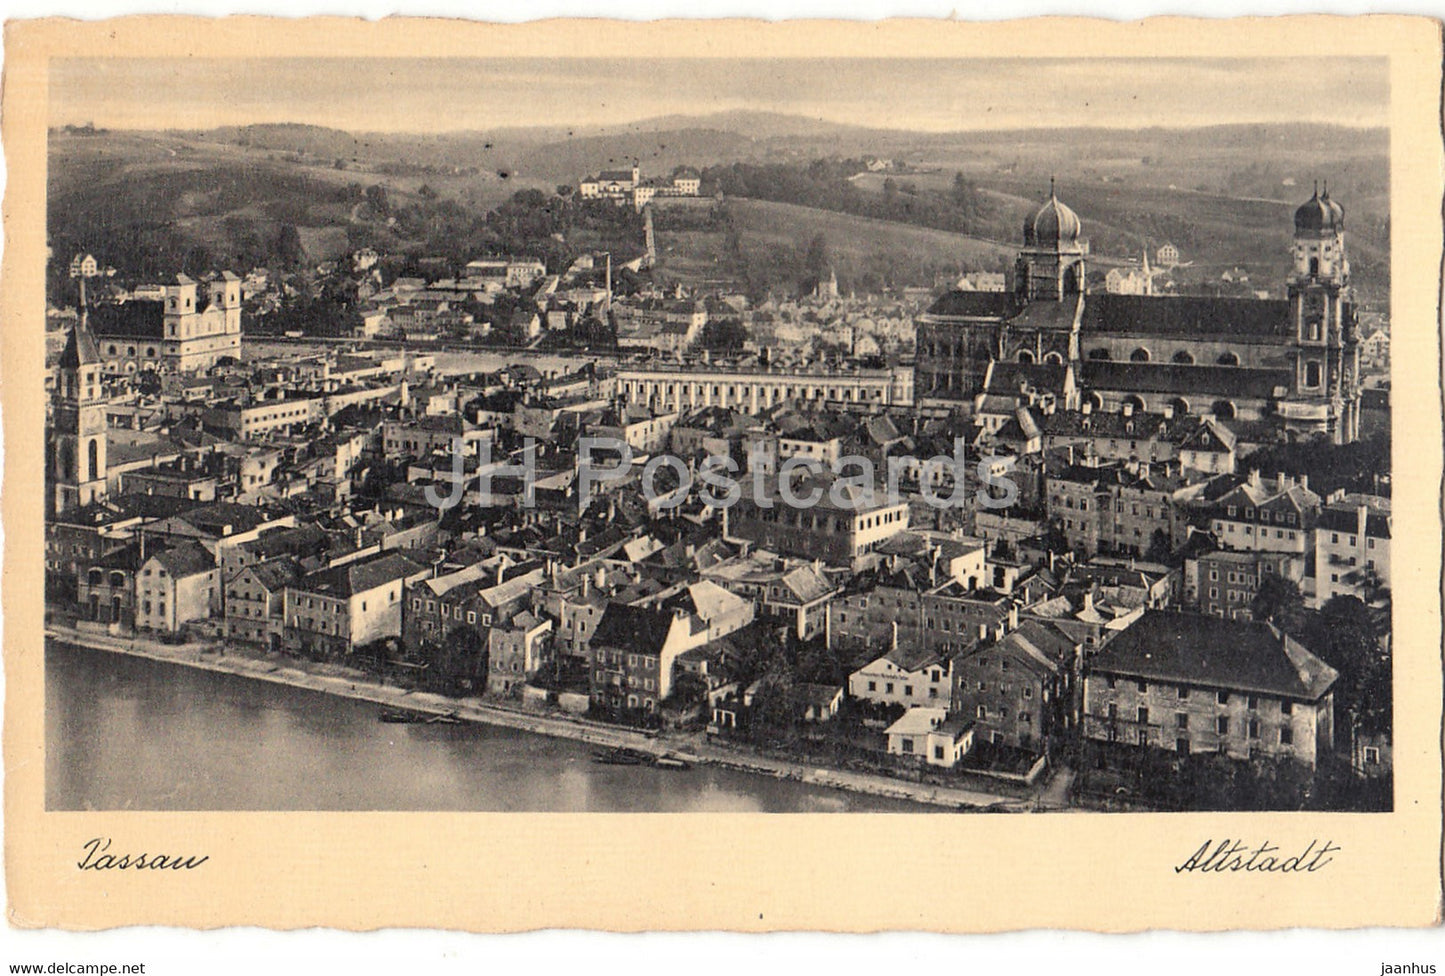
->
xmin=47 ymin=115 xmax=1390 ymax=305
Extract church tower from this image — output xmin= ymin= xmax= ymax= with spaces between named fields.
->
xmin=1016 ymin=180 xmax=1088 ymax=303
xmin=51 ymin=323 xmax=108 ymax=514
xmin=1286 ymin=182 xmax=1360 ymax=443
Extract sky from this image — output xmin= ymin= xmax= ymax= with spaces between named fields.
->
xmin=50 ymin=57 xmax=1388 ymax=133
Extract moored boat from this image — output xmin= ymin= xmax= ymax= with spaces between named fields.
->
xmin=590 ymin=746 xmax=652 ymax=765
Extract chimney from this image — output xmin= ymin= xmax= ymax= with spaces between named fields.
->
xmin=1300 ymin=474 xmax=1309 ymax=493
xmin=1248 ymin=469 xmax=1262 ymax=490
xmin=891 ymin=620 xmax=899 ymax=653
xmin=1357 ymin=504 xmax=1369 ymax=539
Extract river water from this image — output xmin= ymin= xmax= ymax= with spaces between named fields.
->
xmin=46 ymin=641 xmax=925 ymax=812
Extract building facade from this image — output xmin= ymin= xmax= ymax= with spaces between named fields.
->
xmin=915 ymin=185 xmax=1363 ymax=444
xmin=1081 ymin=611 xmax=1338 ymax=767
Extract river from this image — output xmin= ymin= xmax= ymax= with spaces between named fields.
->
xmin=46 ymin=641 xmax=926 ymax=813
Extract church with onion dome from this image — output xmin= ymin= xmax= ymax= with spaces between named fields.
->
xmin=915 ymin=182 xmax=1364 ymax=444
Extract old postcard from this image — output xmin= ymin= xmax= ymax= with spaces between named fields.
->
xmin=3 ymin=15 xmax=1441 ymax=932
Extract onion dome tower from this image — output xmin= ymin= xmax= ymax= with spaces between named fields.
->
xmin=1016 ymin=178 xmax=1088 ymax=302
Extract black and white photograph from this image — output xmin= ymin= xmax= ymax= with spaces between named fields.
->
xmin=39 ymin=48 xmax=1398 ymax=820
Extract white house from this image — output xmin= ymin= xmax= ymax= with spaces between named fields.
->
xmin=885 ymin=707 xmax=976 ymax=768
xmin=848 ymin=643 xmax=952 ymax=709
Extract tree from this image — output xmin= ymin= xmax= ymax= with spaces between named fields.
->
xmin=364 ymin=183 xmax=391 ymax=217
xmin=274 ymin=223 xmax=305 ymax=270
xmin=1251 ymin=575 xmax=1304 ymax=630
xmin=434 ymin=625 xmax=487 ymax=694
xmin=804 ymin=233 xmax=831 ymax=280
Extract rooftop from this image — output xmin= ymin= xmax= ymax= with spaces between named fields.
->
xmin=1089 ymin=610 xmax=1338 ymax=702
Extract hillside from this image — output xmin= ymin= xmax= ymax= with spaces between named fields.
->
xmin=652 ymin=197 xmax=1016 ymax=295
xmin=48 ymin=116 xmax=1389 ymax=306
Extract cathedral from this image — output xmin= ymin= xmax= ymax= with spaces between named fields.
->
xmin=915 ymin=183 xmax=1363 ymax=444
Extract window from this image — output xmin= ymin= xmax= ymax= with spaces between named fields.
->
xmin=1217 ymin=716 xmax=1230 ymax=735
xmin=933 ymin=745 xmax=944 ymax=760
xmin=1106 ymin=676 xmax=1117 ymax=690
xmin=1136 ymin=680 xmax=1147 ymax=693
xmin=1176 ymin=713 xmax=1189 ymax=730
xmin=1217 ymin=691 xmax=1229 ymax=705
xmin=1280 ymin=700 xmax=1292 ymax=715
xmin=867 ymin=680 xmax=876 ymax=692
xmin=1248 ymin=718 xmax=1260 ymax=739
xmin=886 ymin=683 xmax=894 ymax=694
xmin=1363 ymin=746 xmax=1380 ymax=764
xmin=904 ymin=686 xmax=913 ymax=697
xmin=1137 ymin=707 xmax=1149 ymax=724
xmin=1280 ymin=725 xmax=1294 ymax=745
xmin=1248 ymin=696 xmax=1258 ymax=711
xmin=977 ymin=681 xmax=986 ymax=692
xmin=1177 ymin=686 xmax=1189 ymax=700
xmin=976 ymin=705 xmax=986 ymax=719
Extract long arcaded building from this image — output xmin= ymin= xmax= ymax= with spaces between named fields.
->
xmin=616 ymin=362 xmax=914 ymax=415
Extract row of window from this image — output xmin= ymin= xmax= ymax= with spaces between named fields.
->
xmin=1217 ymin=522 xmax=1299 ymax=541
xmin=105 ymin=345 xmax=159 ymax=358
xmin=1108 ymin=709 xmax=1294 ymax=744
xmin=974 ymin=703 xmax=1033 ymax=723
xmin=974 ymin=680 xmax=1035 ymax=700
xmin=1100 ymin=678 xmax=1295 ymax=714
xmin=1225 ymin=505 xmax=1299 ymax=525
xmin=864 ymin=680 xmax=943 ymax=700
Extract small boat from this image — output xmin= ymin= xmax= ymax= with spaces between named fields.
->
xmin=591 ymin=746 xmax=651 ymax=766
xmin=654 ymin=755 xmax=692 ymax=771
xmin=378 ymin=708 xmax=423 ymax=724
xmin=425 ymin=711 xmax=463 ymax=725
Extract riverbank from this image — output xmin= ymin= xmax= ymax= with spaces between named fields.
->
xmin=45 ymin=624 xmax=1030 ymax=811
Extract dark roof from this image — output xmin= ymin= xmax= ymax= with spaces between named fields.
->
xmin=925 ymin=290 xmax=1021 ymax=320
xmin=1088 ymin=611 xmax=1337 ymax=702
xmin=590 ymin=602 xmax=677 ymax=657
xmin=59 ymin=326 xmax=101 ymax=368
xmin=986 ymin=361 xmax=1069 ymax=396
xmin=1081 ymin=361 xmax=1290 ymax=399
xmin=1036 ymin=409 xmax=1170 ymax=440
xmin=1006 ymin=297 xmax=1079 ymax=331
xmin=957 ymin=620 xmax=1075 ymax=676
xmin=240 ymin=557 xmax=302 ymax=591
xmin=1082 ymin=294 xmax=1292 ymax=340
xmin=90 ymin=300 xmax=165 ymax=340
xmin=147 ymin=541 xmax=215 ymax=578
xmin=177 ymin=502 xmax=282 ymax=537
xmin=296 ymin=551 xmax=424 ymax=599
xmin=1317 ymin=505 xmax=1391 ymax=539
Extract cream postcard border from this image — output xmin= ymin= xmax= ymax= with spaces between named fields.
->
xmin=3 ymin=15 xmax=1441 ymax=932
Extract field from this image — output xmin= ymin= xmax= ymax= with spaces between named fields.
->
xmin=654 ymin=198 xmax=1016 ymax=290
